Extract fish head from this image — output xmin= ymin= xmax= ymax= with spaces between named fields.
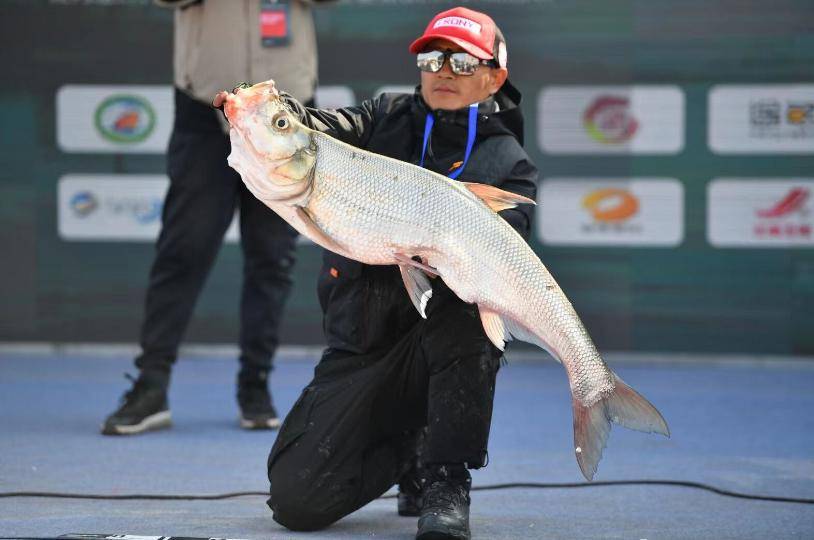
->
xmin=220 ymin=80 xmax=316 ymax=201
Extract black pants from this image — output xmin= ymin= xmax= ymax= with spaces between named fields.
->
xmin=267 ymin=268 xmax=501 ymax=531
xmin=135 ymin=88 xmax=298 ymax=377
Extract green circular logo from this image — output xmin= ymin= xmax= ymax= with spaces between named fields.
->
xmin=94 ymin=94 xmax=156 ymax=144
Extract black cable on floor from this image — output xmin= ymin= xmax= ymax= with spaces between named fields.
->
xmin=0 ymin=479 xmax=812 ymax=504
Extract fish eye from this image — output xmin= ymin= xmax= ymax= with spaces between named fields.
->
xmin=272 ymin=114 xmax=290 ymax=131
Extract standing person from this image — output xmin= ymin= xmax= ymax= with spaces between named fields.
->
xmin=102 ymin=0 xmax=327 ymax=435
xmin=250 ymin=7 xmax=539 ymax=539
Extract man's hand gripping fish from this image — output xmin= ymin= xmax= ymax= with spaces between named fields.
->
xmin=217 ymin=80 xmax=670 ymax=481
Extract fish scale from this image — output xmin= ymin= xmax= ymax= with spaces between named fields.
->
xmin=308 ymin=133 xmax=613 ymax=405
xmin=222 ymin=81 xmax=669 ymax=481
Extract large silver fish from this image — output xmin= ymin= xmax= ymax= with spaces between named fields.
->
xmin=218 ymin=80 xmax=669 ymax=480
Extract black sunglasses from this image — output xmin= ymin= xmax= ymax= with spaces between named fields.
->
xmin=416 ymin=49 xmax=498 ymax=76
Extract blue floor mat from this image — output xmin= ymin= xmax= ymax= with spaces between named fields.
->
xmin=1 ymin=352 xmax=812 ymax=539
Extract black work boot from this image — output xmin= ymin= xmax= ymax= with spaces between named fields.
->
xmin=416 ymin=463 xmax=472 ymax=540
xmin=237 ymin=368 xmax=280 ymax=430
xmin=101 ymin=371 xmax=171 ymax=435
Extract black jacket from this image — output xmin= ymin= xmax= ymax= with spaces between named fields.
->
xmin=285 ymin=84 xmax=539 ymax=353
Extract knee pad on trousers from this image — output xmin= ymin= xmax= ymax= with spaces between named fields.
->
xmin=269 ymin=500 xmax=338 ymax=532
xmin=267 ymin=470 xmax=340 ymax=531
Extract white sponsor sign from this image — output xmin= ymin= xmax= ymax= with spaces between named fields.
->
xmin=707 ymin=179 xmax=814 ymax=247
xmin=57 ymin=85 xmax=173 ymax=153
xmin=58 ymin=175 xmax=239 ymax=242
xmin=708 ymin=84 xmax=814 ymax=154
xmin=538 ymin=86 xmax=685 ymax=154
xmin=537 ymin=178 xmax=684 ymax=246
xmin=315 ymin=85 xmax=356 ymax=109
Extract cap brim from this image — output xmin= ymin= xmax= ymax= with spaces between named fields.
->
xmin=409 ymin=34 xmax=493 ymax=60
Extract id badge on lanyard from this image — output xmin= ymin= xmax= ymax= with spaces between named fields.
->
xmin=260 ymin=0 xmax=291 ymax=47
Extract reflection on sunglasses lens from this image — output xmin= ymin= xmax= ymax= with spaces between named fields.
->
xmin=417 ymin=51 xmax=482 ymax=76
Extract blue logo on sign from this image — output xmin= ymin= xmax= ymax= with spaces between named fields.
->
xmin=70 ymin=191 xmax=98 ymax=217
xmin=133 ymin=200 xmax=163 ymax=224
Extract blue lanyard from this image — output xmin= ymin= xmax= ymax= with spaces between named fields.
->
xmin=419 ymin=103 xmax=478 ymax=180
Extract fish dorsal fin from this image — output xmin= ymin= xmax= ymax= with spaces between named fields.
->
xmin=462 ymin=182 xmax=536 ymax=212
xmin=398 ymin=264 xmax=433 ymax=319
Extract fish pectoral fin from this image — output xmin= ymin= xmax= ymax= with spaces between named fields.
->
xmin=462 ymin=182 xmax=536 ymax=212
xmin=393 ymin=252 xmax=439 ymax=277
xmin=294 ymin=206 xmax=344 ymax=254
xmin=399 ymin=265 xmax=433 ymax=319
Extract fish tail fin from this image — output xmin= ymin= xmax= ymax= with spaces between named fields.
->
xmin=606 ymin=372 xmax=670 ymax=437
xmin=572 ymin=397 xmax=611 ymax=482
xmin=572 ymin=372 xmax=670 ymax=481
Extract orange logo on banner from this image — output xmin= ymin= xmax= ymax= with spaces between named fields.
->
xmin=582 ymin=188 xmax=639 ymax=222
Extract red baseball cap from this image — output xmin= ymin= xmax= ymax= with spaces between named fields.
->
xmin=409 ymin=7 xmax=507 ymax=68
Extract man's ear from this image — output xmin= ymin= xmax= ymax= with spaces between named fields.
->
xmin=490 ymin=68 xmax=509 ymax=94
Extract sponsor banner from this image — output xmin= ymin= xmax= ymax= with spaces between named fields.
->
xmin=56 ymin=85 xmax=173 ymax=153
xmin=58 ymin=175 xmax=239 ymax=242
xmin=707 ymin=179 xmax=814 ymax=247
xmin=538 ymin=86 xmax=685 ymax=154
xmin=537 ymin=178 xmax=684 ymax=246
xmin=708 ymin=84 xmax=814 ymax=154
xmin=315 ymin=85 xmax=356 ymax=109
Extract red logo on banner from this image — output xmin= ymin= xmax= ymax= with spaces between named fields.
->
xmin=583 ymin=96 xmax=639 ymax=144
xmin=756 ymin=187 xmax=809 ymax=218
xmin=753 ymin=187 xmax=811 ymax=238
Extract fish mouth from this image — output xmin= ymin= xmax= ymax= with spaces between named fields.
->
xmin=221 ymin=82 xmax=284 ymax=127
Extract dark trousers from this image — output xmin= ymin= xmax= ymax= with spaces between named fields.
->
xmin=135 ymin=88 xmax=298 ymax=378
xmin=266 ymin=269 xmax=501 ymax=531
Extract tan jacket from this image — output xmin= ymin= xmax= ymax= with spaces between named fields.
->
xmin=157 ymin=0 xmax=318 ymax=106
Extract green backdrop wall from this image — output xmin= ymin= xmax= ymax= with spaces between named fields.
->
xmin=0 ymin=0 xmax=812 ymax=353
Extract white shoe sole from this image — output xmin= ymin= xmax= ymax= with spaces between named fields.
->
xmin=107 ymin=410 xmax=172 ymax=435
xmin=240 ymin=416 xmax=281 ymax=430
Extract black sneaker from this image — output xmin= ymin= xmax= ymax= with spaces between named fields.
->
xmin=101 ymin=373 xmax=171 ymax=436
xmin=237 ymin=371 xmax=280 ymax=430
xmin=416 ymin=464 xmax=472 ymax=540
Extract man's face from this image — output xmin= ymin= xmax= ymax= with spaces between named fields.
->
xmin=419 ymin=39 xmax=508 ymax=111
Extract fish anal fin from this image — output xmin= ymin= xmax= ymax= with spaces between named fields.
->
xmin=477 ymin=307 xmax=561 ymax=363
xmin=295 ymin=206 xmax=344 ymax=254
xmin=462 ymin=182 xmax=536 ymax=212
xmin=399 ymin=264 xmax=433 ymax=319
xmin=478 ymin=307 xmax=507 ymax=351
